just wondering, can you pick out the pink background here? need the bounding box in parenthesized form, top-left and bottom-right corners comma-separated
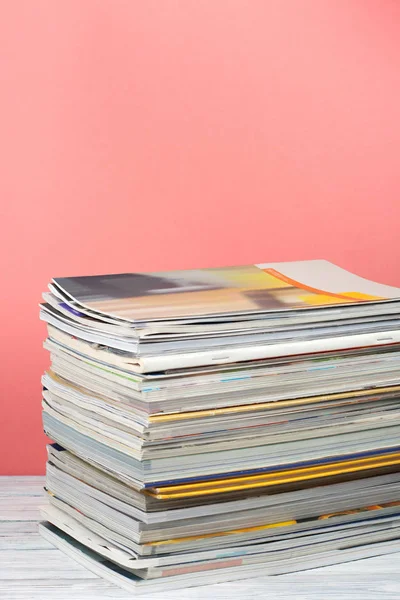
(1, 1, 400, 474)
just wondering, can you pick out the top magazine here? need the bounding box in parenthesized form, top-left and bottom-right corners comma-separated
(52, 260, 400, 323)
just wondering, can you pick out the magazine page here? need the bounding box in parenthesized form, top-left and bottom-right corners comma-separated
(52, 260, 400, 323)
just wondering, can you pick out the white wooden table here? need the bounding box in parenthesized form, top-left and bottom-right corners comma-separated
(1, 476, 399, 599)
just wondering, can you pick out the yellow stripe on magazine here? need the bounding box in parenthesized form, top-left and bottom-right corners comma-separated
(146, 452, 400, 499)
(144, 519, 297, 547)
(149, 385, 400, 422)
(144, 500, 400, 547)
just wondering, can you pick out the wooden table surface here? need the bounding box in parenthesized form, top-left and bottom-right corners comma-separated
(1, 476, 400, 599)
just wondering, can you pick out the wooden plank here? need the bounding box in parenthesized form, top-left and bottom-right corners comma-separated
(0, 532, 52, 550)
(0, 521, 48, 550)
(0, 522, 40, 534)
(1, 574, 400, 600)
(0, 496, 44, 521)
(0, 549, 98, 580)
(0, 477, 44, 496)
(0, 579, 130, 600)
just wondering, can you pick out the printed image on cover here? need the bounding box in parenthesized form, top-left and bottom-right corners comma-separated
(54, 265, 384, 321)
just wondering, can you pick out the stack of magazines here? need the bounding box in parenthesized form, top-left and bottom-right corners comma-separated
(39, 260, 400, 594)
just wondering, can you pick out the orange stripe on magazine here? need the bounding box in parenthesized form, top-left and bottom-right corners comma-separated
(263, 268, 383, 302)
